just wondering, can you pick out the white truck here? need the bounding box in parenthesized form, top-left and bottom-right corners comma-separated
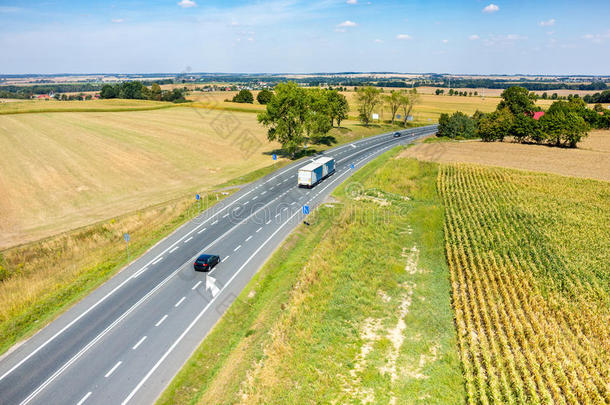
(297, 156, 335, 188)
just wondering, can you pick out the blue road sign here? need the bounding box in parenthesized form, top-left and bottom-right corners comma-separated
(272, 154, 277, 161)
(350, 163, 355, 169)
(123, 233, 130, 242)
(302, 205, 310, 215)
(396, 114, 401, 119)
(196, 194, 200, 201)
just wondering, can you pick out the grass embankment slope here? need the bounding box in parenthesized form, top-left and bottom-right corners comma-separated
(159, 150, 464, 404)
(0, 191, 229, 355)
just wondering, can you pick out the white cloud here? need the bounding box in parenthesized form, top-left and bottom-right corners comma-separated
(539, 18, 555, 27)
(346, 0, 358, 4)
(396, 34, 412, 40)
(374, 39, 383, 43)
(506, 34, 527, 40)
(177, 0, 196, 8)
(337, 20, 357, 27)
(469, 34, 480, 40)
(111, 19, 124, 24)
(442, 39, 449, 44)
(482, 4, 499, 13)
(582, 31, 610, 43)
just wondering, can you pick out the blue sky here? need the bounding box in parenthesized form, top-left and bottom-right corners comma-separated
(1, 0, 609, 74)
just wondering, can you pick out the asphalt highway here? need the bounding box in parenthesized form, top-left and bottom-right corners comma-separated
(0, 124, 437, 405)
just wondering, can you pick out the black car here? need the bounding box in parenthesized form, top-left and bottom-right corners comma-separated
(193, 254, 220, 272)
(393, 131, 402, 137)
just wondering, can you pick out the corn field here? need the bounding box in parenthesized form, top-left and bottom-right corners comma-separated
(439, 163, 610, 404)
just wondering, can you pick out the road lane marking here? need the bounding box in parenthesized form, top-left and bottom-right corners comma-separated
(192, 281, 202, 290)
(290, 202, 296, 205)
(212, 220, 218, 225)
(175, 297, 186, 307)
(105, 361, 122, 378)
(131, 266, 148, 279)
(222, 213, 229, 218)
(266, 220, 272, 224)
(245, 235, 253, 242)
(234, 245, 241, 252)
(275, 214, 281, 219)
(76, 392, 92, 405)
(152, 257, 163, 265)
(132, 336, 147, 350)
(197, 227, 207, 234)
(243, 201, 249, 205)
(184, 237, 193, 243)
(221, 256, 230, 262)
(261, 191, 267, 194)
(155, 315, 168, 327)
(169, 246, 179, 253)
(256, 227, 262, 233)
(252, 196, 258, 200)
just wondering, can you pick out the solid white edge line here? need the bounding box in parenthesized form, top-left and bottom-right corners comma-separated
(76, 392, 92, 405)
(155, 315, 168, 327)
(104, 361, 122, 378)
(132, 336, 147, 351)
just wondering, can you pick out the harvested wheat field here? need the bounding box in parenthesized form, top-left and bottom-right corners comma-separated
(439, 163, 609, 404)
(400, 130, 610, 182)
(0, 106, 280, 248)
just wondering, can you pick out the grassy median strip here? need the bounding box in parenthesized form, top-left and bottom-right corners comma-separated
(159, 150, 464, 404)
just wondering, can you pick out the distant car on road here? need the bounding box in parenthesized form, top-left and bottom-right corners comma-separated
(393, 131, 402, 138)
(194, 254, 220, 272)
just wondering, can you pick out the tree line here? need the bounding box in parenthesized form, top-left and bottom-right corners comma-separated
(437, 86, 610, 147)
(100, 82, 186, 103)
(257, 82, 349, 158)
(355, 87, 420, 126)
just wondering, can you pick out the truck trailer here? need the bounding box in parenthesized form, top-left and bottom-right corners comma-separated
(297, 156, 335, 188)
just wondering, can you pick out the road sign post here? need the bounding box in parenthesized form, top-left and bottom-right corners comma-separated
(196, 193, 200, 214)
(123, 233, 130, 261)
(350, 163, 355, 170)
(302, 205, 309, 215)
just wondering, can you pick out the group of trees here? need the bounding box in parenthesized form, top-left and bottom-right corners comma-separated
(583, 90, 610, 104)
(435, 89, 479, 97)
(230, 88, 274, 105)
(100, 82, 186, 103)
(438, 86, 609, 147)
(356, 87, 419, 126)
(257, 82, 349, 158)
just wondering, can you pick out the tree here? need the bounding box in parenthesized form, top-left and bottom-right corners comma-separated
(540, 102, 589, 147)
(232, 89, 254, 103)
(497, 86, 537, 116)
(119, 81, 145, 99)
(512, 114, 543, 143)
(356, 86, 382, 126)
(305, 88, 332, 143)
(593, 103, 604, 112)
(477, 107, 514, 142)
(100, 84, 117, 99)
(326, 90, 349, 127)
(398, 89, 420, 127)
(256, 89, 273, 105)
(150, 83, 162, 101)
(257, 82, 308, 158)
(437, 111, 476, 139)
(384, 91, 402, 124)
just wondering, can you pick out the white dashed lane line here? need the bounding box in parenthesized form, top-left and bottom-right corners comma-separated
(175, 297, 186, 308)
(132, 336, 147, 350)
(155, 315, 168, 327)
(290, 202, 296, 205)
(212, 220, 218, 225)
(222, 256, 230, 262)
(234, 245, 241, 252)
(169, 246, 179, 253)
(252, 196, 258, 200)
(76, 392, 92, 405)
(184, 237, 193, 243)
(222, 213, 229, 218)
(151, 257, 163, 265)
(197, 227, 207, 234)
(245, 235, 253, 242)
(266, 220, 272, 224)
(192, 281, 202, 290)
(104, 361, 122, 378)
(261, 191, 267, 195)
(256, 227, 262, 233)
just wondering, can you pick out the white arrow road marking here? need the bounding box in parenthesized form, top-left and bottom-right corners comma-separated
(205, 275, 220, 297)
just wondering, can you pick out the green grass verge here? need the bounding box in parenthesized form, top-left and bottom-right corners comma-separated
(159, 149, 464, 404)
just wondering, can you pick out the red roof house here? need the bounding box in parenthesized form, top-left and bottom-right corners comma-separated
(532, 111, 545, 120)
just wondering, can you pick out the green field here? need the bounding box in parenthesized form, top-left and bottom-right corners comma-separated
(159, 151, 464, 404)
